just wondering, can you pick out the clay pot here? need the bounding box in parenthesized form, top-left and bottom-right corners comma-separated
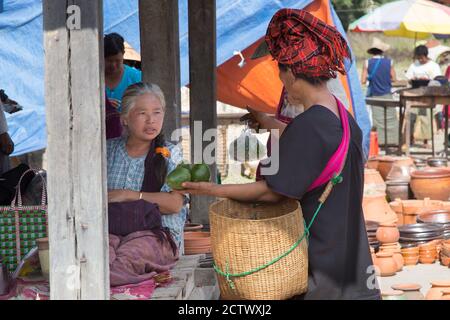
(376, 224, 400, 244)
(377, 157, 396, 181)
(389, 200, 404, 225)
(184, 232, 211, 255)
(375, 252, 397, 277)
(426, 281, 450, 300)
(441, 255, 450, 267)
(381, 290, 407, 300)
(392, 252, 404, 271)
(378, 156, 414, 181)
(410, 168, 450, 201)
(386, 180, 411, 202)
(391, 283, 424, 300)
(184, 223, 204, 232)
(367, 158, 379, 170)
(419, 255, 436, 264)
(402, 199, 443, 224)
(363, 195, 397, 224)
(386, 163, 412, 182)
(403, 256, 419, 266)
(443, 202, 450, 211)
(364, 169, 386, 196)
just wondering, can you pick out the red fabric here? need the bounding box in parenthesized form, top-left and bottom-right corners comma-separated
(265, 8, 351, 79)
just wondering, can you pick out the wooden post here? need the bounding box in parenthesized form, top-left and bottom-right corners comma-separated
(188, 0, 217, 225)
(139, 0, 181, 143)
(43, 0, 109, 299)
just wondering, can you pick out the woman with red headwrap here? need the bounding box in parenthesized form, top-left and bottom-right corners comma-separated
(180, 9, 380, 300)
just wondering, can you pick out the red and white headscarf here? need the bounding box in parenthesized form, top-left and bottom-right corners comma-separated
(265, 8, 351, 79)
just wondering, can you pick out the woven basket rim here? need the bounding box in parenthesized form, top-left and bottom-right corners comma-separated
(209, 199, 302, 223)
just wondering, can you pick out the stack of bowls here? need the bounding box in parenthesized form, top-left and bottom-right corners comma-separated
(398, 223, 445, 245)
(400, 243, 420, 266)
(440, 239, 450, 267)
(419, 242, 437, 264)
(417, 210, 450, 239)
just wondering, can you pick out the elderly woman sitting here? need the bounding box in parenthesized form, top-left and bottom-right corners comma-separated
(107, 82, 188, 286)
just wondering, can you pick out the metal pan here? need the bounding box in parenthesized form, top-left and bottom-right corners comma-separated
(398, 223, 445, 234)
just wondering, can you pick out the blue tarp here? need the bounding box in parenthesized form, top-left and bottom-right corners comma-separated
(0, 0, 369, 156)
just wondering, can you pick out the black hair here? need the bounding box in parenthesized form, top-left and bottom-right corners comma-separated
(104, 32, 125, 58)
(414, 45, 428, 58)
(278, 63, 329, 86)
(153, 133, 168, 190)
(368, 48, 383, 56)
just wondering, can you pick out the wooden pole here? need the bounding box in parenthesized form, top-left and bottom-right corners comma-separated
(188, 0, 218, 225)
(43, 0, 109, 299)
(139, 0, 181, 143)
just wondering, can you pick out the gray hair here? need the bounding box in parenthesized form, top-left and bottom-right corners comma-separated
(121, 82, 166, 117)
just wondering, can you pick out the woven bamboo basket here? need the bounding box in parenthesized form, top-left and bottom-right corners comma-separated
(209, 198, 308, 300)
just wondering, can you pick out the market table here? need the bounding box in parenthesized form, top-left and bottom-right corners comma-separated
(365, 95, 401, 154)
(400, 86, 450, 158)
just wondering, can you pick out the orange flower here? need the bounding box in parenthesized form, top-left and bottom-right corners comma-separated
(155, 147, 171, 158)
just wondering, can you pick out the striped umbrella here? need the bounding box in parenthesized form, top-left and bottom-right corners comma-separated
(349, 0, 450, 39)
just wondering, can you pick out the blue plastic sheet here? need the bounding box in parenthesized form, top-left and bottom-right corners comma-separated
(0, 0, 369, 156)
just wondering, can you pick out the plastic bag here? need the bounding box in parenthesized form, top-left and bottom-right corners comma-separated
(228, 128, 266, 162)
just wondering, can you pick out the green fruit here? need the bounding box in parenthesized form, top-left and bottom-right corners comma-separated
(178, 162, 192, 171)
(166, 167, 191, 190)
(191, 164, 211, 182)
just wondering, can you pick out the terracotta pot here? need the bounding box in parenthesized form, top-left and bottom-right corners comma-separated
(419, 256, 436, 264)
(441, 255, 450, 267)
(401, 252, 420, 259)
(386, 163, 412, 182)
(375, 252, 397, 277)
(376, 224, 400, 244)
(443, 202, 450, 211)
(378, 156, 414, 181)
(364, 169, 387, 196)
(403, 256, 419, 266)
(367, 158, 379, 170)
(184, 223, 204, 232)
(378, 157, 396, 180)
(381, 290, 407, 300)
(410, 168, 450, 201)
(401, 199, 443, 224)
(392, 252, 404, 271)
(426, 281, 450, 300)
(363, 195, 397, 224)
(364, 169, 385, 185)
(402, 199, 443, 215)
(391, 283, 424, 300)
(389, 200, 404, 225)
(386, 180, 411, 202)
(184, 232, 211, 255)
